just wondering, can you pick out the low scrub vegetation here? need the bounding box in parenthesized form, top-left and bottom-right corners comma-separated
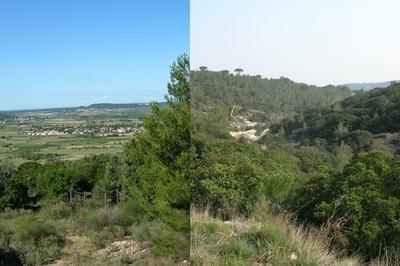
(191, 204, 361, 265)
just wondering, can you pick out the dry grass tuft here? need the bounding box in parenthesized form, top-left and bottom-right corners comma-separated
(191, 203, 362, 265)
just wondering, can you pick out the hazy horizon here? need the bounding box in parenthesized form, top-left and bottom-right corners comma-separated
(0, 100, 168, 112)
(191, 0, 400, 86)
(191, 66, 399, 87)
(0, 0, 189, 111)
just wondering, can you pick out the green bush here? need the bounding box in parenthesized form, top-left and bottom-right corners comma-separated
(82, 207, 133, 248)
(260, 174, 297, 205)
(192, 219, 230, 238)
(0, 221, 12, 250)
(40, 200, 72, 220)
(88, 225, 125, 248)
(193, 153, 264, 217)
(218, 239, 255, 259)
(130, 221, 189, 259)
(295, 146, 332, 173)
(292, 152, 400, 258)
(14, 215, 65, 265)
(115, 200, 146, 226)
(241, 226, 288, 251)
(70, 208, 94, 234)
(89, 208, 117, 229)
(192, 140, 302, 217)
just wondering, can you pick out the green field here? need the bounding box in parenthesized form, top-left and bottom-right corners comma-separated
(0, 105, 152, 165)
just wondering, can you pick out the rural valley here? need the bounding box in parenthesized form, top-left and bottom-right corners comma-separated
(0, 104, 153, 165)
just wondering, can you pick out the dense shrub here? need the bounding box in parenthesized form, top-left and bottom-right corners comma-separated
(0, 221, 12, 252)
(89, 225, 125, 248)
(115, 200, 146, 226)
(14, 215, 65, 265)
(192, 140, 301, 216)
(193, 153, 263, 216)
(277, 83, 400, 150)
(217, 239, 255, 259)
(291, 152, 400, 258)
(40, 200, 73, 220)
(294, 146, 332, 173)
(86, 207, 119, 230)
(130, 221, 189, 259)
(36, 156, 108, 201)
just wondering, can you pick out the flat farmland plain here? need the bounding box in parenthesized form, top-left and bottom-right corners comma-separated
(0, 104, 154, 165)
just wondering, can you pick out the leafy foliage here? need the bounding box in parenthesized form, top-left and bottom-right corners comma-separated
(291, 152, 400, 258)
(192, 139, 301, 216)
(276, 82, 400, 151)
(123, 54, 191, 232)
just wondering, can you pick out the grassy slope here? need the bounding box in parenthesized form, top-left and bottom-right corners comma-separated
(191, 204, 363, 266)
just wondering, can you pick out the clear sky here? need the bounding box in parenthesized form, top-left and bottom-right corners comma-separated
(0, 0, 188, 111)
(191, 0, 400, 86)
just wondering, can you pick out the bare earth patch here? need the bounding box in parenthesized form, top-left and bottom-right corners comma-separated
(96, 236, 147, 261)
(47, 235, 146, 265)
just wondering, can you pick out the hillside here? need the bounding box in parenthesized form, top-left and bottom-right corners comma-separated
(191, 70, 352, 139)
(191, 206, 364, 265)
(191, 70, 400, 262)
(275, 82, 400, 153)
(342, 80, 399, 91)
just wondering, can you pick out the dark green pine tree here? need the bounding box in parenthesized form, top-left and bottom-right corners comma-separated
(123, 54, 191, 231)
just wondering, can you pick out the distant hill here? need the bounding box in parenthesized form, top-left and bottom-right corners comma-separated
(191, 70, 352, 138)
(0, 113, 14, 119)
(1, 102, 167, 113)
(88, 103, 151, 109)
(276, 82, 400, 152)
(342, 80, 399, 91)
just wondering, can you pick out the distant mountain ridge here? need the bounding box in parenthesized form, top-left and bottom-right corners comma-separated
(342, 80, 399, 91)
(0, 102, 167, 113)
(88, 103, 151, 108)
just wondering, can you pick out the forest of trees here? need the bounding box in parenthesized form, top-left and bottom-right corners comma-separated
(191, 69, 352, 137)
(274, 82, 400, 153)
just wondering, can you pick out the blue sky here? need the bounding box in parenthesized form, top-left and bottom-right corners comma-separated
(191, 0, 400, 86)
(0, 0, 188, 110)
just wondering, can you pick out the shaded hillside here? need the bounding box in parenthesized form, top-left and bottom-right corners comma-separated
(191, 70, 352, 138)
(275, 82, 400, 151)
